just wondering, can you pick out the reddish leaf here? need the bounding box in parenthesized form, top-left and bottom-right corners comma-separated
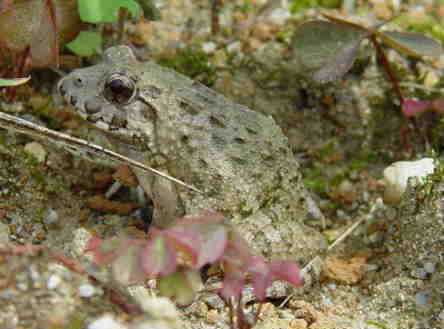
(0, 0, 80, 71)
(246, 257, 272, 301)
(85, 235, 119, 265)
(269, 261, 303, 288)
(112, 242, 147, 285)
(197, 222, 228, 268)
(164, 229, 201, 266)
(402, 99, 431, 117)
(220, 271, 244, 300)
(140, 232, 177, 277)
(168, 212, 228, 268)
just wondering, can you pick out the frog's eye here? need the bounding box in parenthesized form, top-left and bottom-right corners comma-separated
(103, 74, 136, 105)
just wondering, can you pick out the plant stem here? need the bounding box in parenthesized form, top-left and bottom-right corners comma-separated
(370, 35, 405, 104)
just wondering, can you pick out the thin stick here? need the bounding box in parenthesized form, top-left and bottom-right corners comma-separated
(0, 111, 203, 194)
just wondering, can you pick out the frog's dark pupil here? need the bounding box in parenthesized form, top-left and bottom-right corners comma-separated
(105, 78, 134, 104)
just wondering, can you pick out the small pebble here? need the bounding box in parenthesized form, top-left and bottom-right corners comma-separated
(268, 8, 291, 25)
(415, 291, 429, 307)
(423, 262, 436, 274)
(44, 208, 59, 226)
(79, 284, 95, 297)
(88, 315, 125, 329)
(24, 141, 47, 163)
(226, 41, 242, 54)
(47, 274, 62, 289)
(202, 41, 217, 54)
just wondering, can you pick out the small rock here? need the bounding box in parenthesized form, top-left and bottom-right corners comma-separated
(79, 284, 96, 297)
(44, 208, 59, 226)
(202, 41, 217, 54)
(423, 262, 436, 274)
(88, 315, 126, 329)
(47, 274, 62, 289)
(383, 158, 435, 204)
(268, 8, 291, 25)
(226, 41, 242, 54)
(24, 141, 47, 163)
(415, 291, 430, 308)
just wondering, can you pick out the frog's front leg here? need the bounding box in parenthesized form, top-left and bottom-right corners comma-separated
(132, 167, 185, 228)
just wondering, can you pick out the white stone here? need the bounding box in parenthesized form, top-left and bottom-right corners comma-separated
(202, 42, 216, 54)
(47, 274, 62, 289)
(79, 284, 95, 297)
(383, 158, 435, 204)
(88, 315, 126, 329)
(24, 141, 47, 163)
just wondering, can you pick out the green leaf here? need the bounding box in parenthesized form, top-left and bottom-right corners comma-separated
(66, 31, 102, 57)
(0, 76, 30, 87)
(379, 31, 443, 58)
(158, 270, 201, 306)
(78, 0, 141, 24)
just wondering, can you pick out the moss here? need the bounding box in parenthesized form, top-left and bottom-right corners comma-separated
(290, 0, 341, 14)
(365, 320, 392, 329)
(303, 166, 328, 195)
(158, 47, 217, 87)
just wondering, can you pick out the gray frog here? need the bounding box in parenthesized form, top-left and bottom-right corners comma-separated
(58, 46, 325, 264)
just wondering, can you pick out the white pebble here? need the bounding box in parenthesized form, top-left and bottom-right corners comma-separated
(383, 158, 435, 204)
(424, 262, 436, 274)
(202, 42, 217, 54)
(88, 315, 126, 329)
(79, 284, 95, 297)
(47, 274, 62, 289)
(24, 141, 47, 163)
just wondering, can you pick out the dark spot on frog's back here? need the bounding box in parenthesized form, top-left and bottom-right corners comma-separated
(233, 137, 246, 144)
(179, 100, 199, 115)
(209, 115, 226, 128)
(144, 85, 163, 99)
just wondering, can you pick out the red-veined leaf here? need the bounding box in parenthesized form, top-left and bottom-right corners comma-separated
(269, 261, 303, 287)
(141, 233, 177, 277)
(402, 99, 431, 117)
(246, 256, 272, 301)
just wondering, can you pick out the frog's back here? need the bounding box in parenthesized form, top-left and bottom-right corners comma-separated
(136, 60, 302, 215)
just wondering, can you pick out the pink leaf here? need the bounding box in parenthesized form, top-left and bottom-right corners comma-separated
(84, 236, 119, 265)
(270, 261, 303, 288)
(141, 233, 177, 277)
(197, 223, 228, 268)
(220, 274, 244, 300)
(402, 99, 431, 117)
(164, 229, 201, 266)
(246, 257, 272, 301)
(112, 243, 147, 285)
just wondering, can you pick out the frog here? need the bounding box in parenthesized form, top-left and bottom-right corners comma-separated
(57, 45, 325, 264)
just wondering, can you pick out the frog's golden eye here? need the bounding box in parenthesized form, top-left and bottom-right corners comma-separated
(103, 74, 136, 105)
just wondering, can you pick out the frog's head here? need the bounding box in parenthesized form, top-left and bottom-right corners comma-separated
(58, 46, 157, 138)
